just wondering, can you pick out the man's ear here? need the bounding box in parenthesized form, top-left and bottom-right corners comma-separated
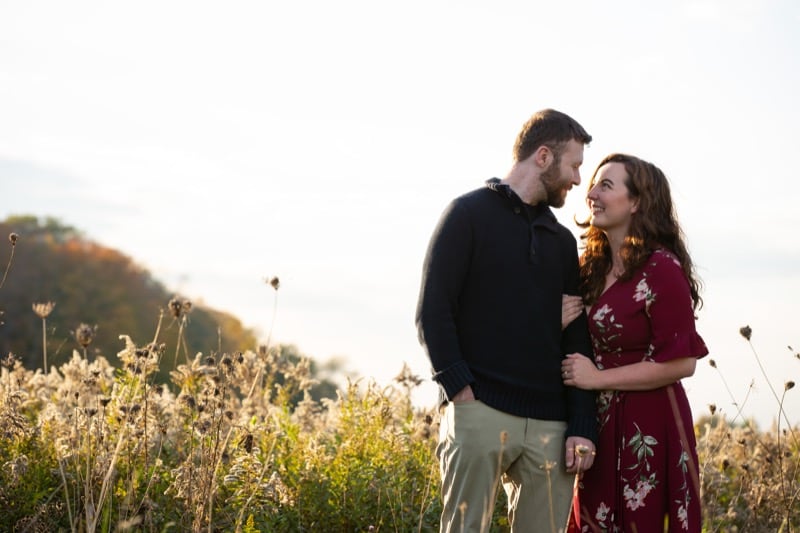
(534, 145, 551, 169)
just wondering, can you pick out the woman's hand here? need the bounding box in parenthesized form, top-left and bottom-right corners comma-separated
(561, 294, 583, 330)
(561, 352, 602, 390)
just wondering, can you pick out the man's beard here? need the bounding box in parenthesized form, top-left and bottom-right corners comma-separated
(540, 164, 567, 208)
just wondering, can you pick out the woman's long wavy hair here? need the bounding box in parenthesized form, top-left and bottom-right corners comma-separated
(578, 153, 703, 310)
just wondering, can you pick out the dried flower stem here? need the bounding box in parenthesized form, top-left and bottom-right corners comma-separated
(743, 338, 797, 445)
(234, 433, 280, 533)
(0, 233, 16, 290)
(40, 316, 51, 374)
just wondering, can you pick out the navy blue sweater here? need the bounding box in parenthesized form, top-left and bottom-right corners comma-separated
(416, 179, 597, 442)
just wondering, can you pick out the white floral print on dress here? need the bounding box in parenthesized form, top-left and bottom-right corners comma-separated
(593, 304, 612, 321)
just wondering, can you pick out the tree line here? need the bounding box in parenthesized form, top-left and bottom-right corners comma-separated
(0, 215, 338, 401)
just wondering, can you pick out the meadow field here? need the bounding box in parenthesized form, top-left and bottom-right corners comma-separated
(1, 231, 798, 532)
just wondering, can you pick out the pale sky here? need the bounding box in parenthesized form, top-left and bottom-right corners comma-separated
(1, 0, 798, 428)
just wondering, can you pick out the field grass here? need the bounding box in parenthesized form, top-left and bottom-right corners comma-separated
(1, 235, 798, 532)
(1, 333, 797, 532)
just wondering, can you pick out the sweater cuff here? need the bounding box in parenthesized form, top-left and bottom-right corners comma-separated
(432, 360, 475, 400)
(566, 414, 598, 445)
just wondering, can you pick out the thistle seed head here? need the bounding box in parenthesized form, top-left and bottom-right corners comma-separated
(1, 352, 18, 369)
(739, 325, 752, 341)
(168, 297, 192, 318)
(75, 323, 96, 348)
(9, 232, 18, 246)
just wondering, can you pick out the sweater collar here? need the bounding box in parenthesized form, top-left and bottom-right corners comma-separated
(485, 178, 560, 231)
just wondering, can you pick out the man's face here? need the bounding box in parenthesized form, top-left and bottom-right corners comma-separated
(541, 139, 584, 208)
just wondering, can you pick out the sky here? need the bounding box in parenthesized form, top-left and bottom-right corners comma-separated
(1, 0, 798, 428)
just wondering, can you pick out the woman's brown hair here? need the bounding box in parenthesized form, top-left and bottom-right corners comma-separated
(578, 153, 702, 310)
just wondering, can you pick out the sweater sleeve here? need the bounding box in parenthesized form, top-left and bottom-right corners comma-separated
(415, 199, 475, 400)
(561, 234, 599, 443)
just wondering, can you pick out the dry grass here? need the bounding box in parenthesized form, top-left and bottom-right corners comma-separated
(0, 234, 797, 532)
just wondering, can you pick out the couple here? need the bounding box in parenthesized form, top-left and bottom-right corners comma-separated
(416, 109, 708, 532)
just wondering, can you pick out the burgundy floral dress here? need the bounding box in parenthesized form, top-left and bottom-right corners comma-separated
(568, 249, 708, 532)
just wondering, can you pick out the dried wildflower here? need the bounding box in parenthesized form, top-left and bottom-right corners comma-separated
(267, 276, 280, 290)
(708, 359, 717, 369)
(239, 432, 254, 453)
(75, 323, 96, 348)
(179, 394, 196, 410)
(1, 352, 18, 369)
(32, 301, 55, 318)
(167, 297, 192, 318)
(708, 404, 717, 415)
(786, 381, 795, 391)
(9, 233, 18, 245)
(739, 325, 752, 341)
(394, 363, 423, 388)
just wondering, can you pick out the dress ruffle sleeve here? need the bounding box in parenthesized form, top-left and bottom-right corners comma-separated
(643, 251, 708, 363)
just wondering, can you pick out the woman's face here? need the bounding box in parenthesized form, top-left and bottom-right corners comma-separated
(586, 162, 638, 235)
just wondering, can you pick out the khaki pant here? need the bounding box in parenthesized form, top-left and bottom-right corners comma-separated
(436, 401, 573, 533)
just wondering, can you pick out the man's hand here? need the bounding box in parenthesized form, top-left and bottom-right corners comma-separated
(561, 294, 583, 330)
(565, 436, 596, 473)
(451, 385, 475, 403)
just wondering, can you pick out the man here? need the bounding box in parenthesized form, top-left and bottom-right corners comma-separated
(416, 109, 597, 532)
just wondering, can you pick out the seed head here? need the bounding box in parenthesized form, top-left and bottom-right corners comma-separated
(168, 297, 192, 318)
(267, 276, 280, 290)
(1, 352, 18, 369)
(32, 301, 55, 319)
(9, 233, 18, 246)
(708, 403, 717, 415)
(739, 325, 752, 341)
(75, 323, 96, 348)
(708, 359, 717, 369)
(786, 381, 795, 391)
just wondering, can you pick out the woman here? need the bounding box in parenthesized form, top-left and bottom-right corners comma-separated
(561, 153, 707, 532)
